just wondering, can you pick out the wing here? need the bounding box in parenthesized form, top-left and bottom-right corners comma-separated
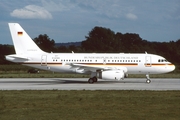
(68, 63, 127, 72)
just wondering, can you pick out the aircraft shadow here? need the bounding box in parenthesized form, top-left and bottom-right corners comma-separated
(50, 78, 146, 84)
(0, 78, 146, 85)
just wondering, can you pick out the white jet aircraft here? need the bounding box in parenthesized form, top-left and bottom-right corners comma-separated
(6, 23, 175, 83)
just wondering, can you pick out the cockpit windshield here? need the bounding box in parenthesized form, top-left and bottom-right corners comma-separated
(158, 59, 168, 62)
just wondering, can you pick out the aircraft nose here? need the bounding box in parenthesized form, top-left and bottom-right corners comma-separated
(169, 64, 175, 72)
(172, 64, 176, 71)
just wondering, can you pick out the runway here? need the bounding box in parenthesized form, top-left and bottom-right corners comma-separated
(0, 78, 179, 90)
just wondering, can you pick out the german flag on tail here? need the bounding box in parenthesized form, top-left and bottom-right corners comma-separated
(17, 32, 23, 36)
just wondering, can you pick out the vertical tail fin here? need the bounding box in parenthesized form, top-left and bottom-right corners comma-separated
(8, 23, 45, 55)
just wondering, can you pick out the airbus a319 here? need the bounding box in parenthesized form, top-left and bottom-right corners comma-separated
(6, 23, 175, 83)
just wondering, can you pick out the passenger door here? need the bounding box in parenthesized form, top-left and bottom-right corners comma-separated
(41, 55, 47, 66)
(145, 56, 151, 67)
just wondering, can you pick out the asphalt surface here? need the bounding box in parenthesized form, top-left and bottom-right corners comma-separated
(0, 78, 179, 90)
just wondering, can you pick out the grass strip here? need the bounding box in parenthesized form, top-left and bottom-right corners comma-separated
(0, 90, 179, 120)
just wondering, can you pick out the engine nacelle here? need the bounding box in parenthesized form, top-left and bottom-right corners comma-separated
(98, 70, 125, 80)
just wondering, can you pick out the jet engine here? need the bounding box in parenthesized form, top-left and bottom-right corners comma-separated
(98, 70, 126, 80)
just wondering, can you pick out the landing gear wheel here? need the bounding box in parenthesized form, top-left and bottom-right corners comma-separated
(146, 79, 151, 84)
(146, 74, 151, 84)
(92, 77, 97, 82)
(88, 78, 94, 84)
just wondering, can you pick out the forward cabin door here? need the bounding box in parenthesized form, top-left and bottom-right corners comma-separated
(41, 55, 47, 66)
(145, 56, 151, 67)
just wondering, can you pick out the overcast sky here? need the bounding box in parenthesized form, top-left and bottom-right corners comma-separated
(0, 0, 180, 44)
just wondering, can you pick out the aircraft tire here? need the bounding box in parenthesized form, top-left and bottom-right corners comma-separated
(92, 77, 97, 82)
(88, 78, 94, 84)
(146, 79, 151, 84)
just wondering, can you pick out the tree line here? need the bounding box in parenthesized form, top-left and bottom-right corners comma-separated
(1, 26, 180, 67)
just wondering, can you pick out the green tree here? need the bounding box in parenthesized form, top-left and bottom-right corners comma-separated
(0, 45, 15, 64)
(81, 26, 115, 52)
(33, 34, 55, 52)
(82, 26, 146, 53)
(55, 46, 68, 53)
(120, 33, 144, 52)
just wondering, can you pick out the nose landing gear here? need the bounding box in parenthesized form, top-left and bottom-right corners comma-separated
(146, 74, 151, 84)
(146, 79, 151, 84)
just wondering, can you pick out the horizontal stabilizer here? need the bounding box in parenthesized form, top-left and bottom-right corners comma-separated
(6, 54, 29, 60)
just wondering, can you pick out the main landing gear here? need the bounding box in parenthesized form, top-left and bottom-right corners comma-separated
(146, 74, 151, 84)
(88, 77, 98, 84)
(88, 75, 152, 84)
